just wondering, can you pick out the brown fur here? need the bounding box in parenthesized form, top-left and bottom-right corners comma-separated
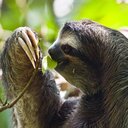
(1, 19, 128, 128)
(49, 19, 128, 128)
(1, 28, 77, 128)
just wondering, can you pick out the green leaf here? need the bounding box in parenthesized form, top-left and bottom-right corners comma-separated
(42, 55, 57, 73)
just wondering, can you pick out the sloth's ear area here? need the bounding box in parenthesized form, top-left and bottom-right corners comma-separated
(61, 22, 78, 35)
(61, 23, 73, 34)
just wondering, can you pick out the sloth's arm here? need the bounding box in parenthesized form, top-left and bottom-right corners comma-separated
(1, 27, 77, 128)
(1, 27, 59, 128)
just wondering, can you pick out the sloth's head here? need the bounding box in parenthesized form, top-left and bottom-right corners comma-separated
(48, 19, 126, 94)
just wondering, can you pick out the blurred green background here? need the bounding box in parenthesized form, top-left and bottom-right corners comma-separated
(0, 0, 128, 127)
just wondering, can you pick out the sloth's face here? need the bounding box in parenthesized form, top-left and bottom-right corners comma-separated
(48, 28, 100, 93)
(49, 31, 83, 86)
(48, 19, 127, 94)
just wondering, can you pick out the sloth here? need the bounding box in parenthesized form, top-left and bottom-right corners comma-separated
(1, 27, 77, 128)
(48, 19, 128, 128)
(1, 19, 128, 128)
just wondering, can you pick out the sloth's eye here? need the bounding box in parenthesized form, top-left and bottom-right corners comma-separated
(61, 44, 73, 55)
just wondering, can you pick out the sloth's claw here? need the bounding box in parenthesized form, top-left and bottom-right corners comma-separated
(18, 36, 36, 69)
(26, 30, 39, 59)
(17, 28, 40, 69)
(21, 31, 36, 61)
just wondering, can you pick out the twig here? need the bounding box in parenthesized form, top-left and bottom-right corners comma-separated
(0, 64, 39, 112)
(0, 98, 3, 105)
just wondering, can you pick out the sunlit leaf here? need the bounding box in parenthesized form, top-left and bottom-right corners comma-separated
(70, 0, 128, 29)
(42, 55, 57, 73)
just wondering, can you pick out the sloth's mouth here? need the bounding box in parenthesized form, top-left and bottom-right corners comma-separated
(55, 59, 69, 70)
(48, 49, 69, 70)
(58, 60, 64, 65)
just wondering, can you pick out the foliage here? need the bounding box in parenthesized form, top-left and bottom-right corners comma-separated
(71, 0, 128, 29)
(42, 55, 57, 73)
(0, 0, 128, 127)
(0, 110, 11, 128)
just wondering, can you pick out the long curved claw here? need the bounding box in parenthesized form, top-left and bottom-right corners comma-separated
(17, 27, 40, 69)
(18, 37, 36, 69)
(21, 31, 36, 61)
(26, 30, 40, 59)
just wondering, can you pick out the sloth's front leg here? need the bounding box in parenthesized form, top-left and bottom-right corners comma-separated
(1, 27, 60, 128)
(17, 27, 40, 69)
(1, 27, 41, 93)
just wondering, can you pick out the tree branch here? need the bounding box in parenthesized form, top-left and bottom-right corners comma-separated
(0, 64, 39, 112)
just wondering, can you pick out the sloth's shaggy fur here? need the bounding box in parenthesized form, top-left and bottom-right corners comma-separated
(1, 20, 128, 128)
(49, 19, 128, 128)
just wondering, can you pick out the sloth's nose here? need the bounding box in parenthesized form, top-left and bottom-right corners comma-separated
(48, 44, 59, 61)
(48, 44, 64, 62)
(48, 45, 56, 58)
